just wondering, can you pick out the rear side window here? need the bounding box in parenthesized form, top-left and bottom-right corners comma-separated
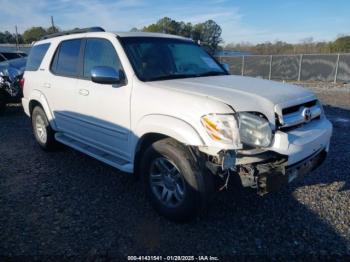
(26, 43, 50, 71)
(83, 38, 121, 77)
(51, 39, 82, 77)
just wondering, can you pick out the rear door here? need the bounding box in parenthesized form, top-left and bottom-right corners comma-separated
(46, 38, 83, 134)
(75, 37, 132, 161)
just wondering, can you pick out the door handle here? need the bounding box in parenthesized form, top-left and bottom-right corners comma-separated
(42, 83, 51, 88)
(79, 89, 89, 96)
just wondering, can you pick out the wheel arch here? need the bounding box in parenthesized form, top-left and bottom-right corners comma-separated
(133, 114, 205, 176)
(28, 90, 57, 130)
(29, 100, 41, 115)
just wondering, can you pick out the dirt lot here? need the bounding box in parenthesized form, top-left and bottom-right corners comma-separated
(0, 102, 349, 259)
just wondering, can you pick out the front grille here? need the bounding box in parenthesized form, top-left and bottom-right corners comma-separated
(282, 100, 317, 115)
(277, 100, 322, 131)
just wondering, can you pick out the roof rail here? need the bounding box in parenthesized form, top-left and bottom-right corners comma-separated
(41, 27, 105, 40)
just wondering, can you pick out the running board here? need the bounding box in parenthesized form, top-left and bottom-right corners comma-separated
(55, 133, 133, 173)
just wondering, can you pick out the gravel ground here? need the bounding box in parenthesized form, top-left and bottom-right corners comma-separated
(290, 81, 350, 110)
(0, 104, 349, 259)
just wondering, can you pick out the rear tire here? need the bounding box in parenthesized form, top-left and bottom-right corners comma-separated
(140, 138, 213, 222)
(31, 106, 58, 150)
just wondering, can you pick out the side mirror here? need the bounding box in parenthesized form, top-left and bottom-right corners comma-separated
(221, 63, 230, 72)
(91, 66, 121, 85)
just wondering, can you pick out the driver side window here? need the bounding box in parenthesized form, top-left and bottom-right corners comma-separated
(83, 38, 121, 78)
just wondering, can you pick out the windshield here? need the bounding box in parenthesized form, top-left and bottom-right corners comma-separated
(119, 37, 228, 81)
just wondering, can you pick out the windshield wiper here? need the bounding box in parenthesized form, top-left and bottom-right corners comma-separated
(147, 74, 198, 81)
(196, 71, 228, 77)
(146, 71, 227, 81)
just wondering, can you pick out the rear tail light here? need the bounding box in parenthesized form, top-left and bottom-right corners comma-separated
(19, 78, 25, 90)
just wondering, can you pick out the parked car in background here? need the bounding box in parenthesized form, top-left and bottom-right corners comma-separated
(22, 27, 332, 221)
(0, 57, 26, 113)
(0, 51, 27, 62)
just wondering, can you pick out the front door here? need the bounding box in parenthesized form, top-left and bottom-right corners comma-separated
(75, 38, 132, 162)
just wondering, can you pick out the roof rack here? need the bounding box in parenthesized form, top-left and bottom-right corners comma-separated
(41, 27, 105, 40)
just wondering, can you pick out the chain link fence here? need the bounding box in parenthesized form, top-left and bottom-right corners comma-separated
(217, 53, 350, 83)
(0, 44, 31, 53)
(2, 44, 350, 83)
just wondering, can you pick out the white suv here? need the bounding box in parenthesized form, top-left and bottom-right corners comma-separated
(22, 27, 332, 221)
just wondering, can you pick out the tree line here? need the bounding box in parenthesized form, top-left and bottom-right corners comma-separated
(224, 36, 350, 55)
(0, 26, 59, 45)
(131, 17, 222, 54)
(0, 17, 223, 54)
(2, 18, 350, 55)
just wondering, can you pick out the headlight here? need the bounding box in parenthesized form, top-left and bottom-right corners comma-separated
(201, 114, 240, 146)
(238, 112, 272, 147)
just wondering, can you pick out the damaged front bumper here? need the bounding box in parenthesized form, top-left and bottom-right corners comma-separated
(244, 148, 327, 195)
(201, 117, 332, 195)
(204, 147, 327, 195)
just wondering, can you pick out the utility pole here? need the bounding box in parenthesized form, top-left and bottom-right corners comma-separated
(50, 16, 56, 32)
(15, 25, 19, 49)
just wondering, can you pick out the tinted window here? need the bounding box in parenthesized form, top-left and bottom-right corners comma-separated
(26, 43, 50, 71)
(0, 54, 5, 62)
(83, 38, 121, 77)
(51, 39, 82, 76)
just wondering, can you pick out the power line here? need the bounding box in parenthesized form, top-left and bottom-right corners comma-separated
(15, 25, 19, 49)
(51, 16, 56, 32)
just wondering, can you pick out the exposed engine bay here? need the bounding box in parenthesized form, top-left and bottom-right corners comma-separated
(0, 63, 24, 112)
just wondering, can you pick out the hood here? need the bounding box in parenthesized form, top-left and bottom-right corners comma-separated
(147, 75, 316, 126)
(0, 57, 27, 74)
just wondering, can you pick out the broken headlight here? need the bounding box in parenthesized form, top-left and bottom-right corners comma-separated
(238, 112, 272, 147)
(201, 114, 240, 147)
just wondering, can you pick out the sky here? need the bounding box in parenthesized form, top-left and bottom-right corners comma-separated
(0, 0, 349, 44)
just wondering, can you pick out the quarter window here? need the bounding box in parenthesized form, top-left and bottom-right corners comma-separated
(26, 43, 50, 71)
(51, 39, 82, 76)
(83, 38, 121, 77)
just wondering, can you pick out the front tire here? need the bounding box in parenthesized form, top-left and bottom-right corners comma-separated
(31, 106, 58, 150)
(141, 138, 212, 222)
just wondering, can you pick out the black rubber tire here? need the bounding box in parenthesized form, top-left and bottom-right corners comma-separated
(0, 92, 6, 115)
(140, 138, 213, 222)
(31, 106, 58, 151)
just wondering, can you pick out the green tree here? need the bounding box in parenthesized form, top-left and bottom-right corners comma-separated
(143, 17, 181, 34)
(143, 23, 162, 33)
(0, 31, 17, 44)
(141, 17, 223, 53)
(179, 22, 192, 38)
(130, 27, 139, 32)
(197, 20, 222, 53)
(191, 23, 204, 42)
(22, 27, 47, 43)
(332, 36, 350, 52)
(157, 17, 179, 34)
(46, 26, 60, 34)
